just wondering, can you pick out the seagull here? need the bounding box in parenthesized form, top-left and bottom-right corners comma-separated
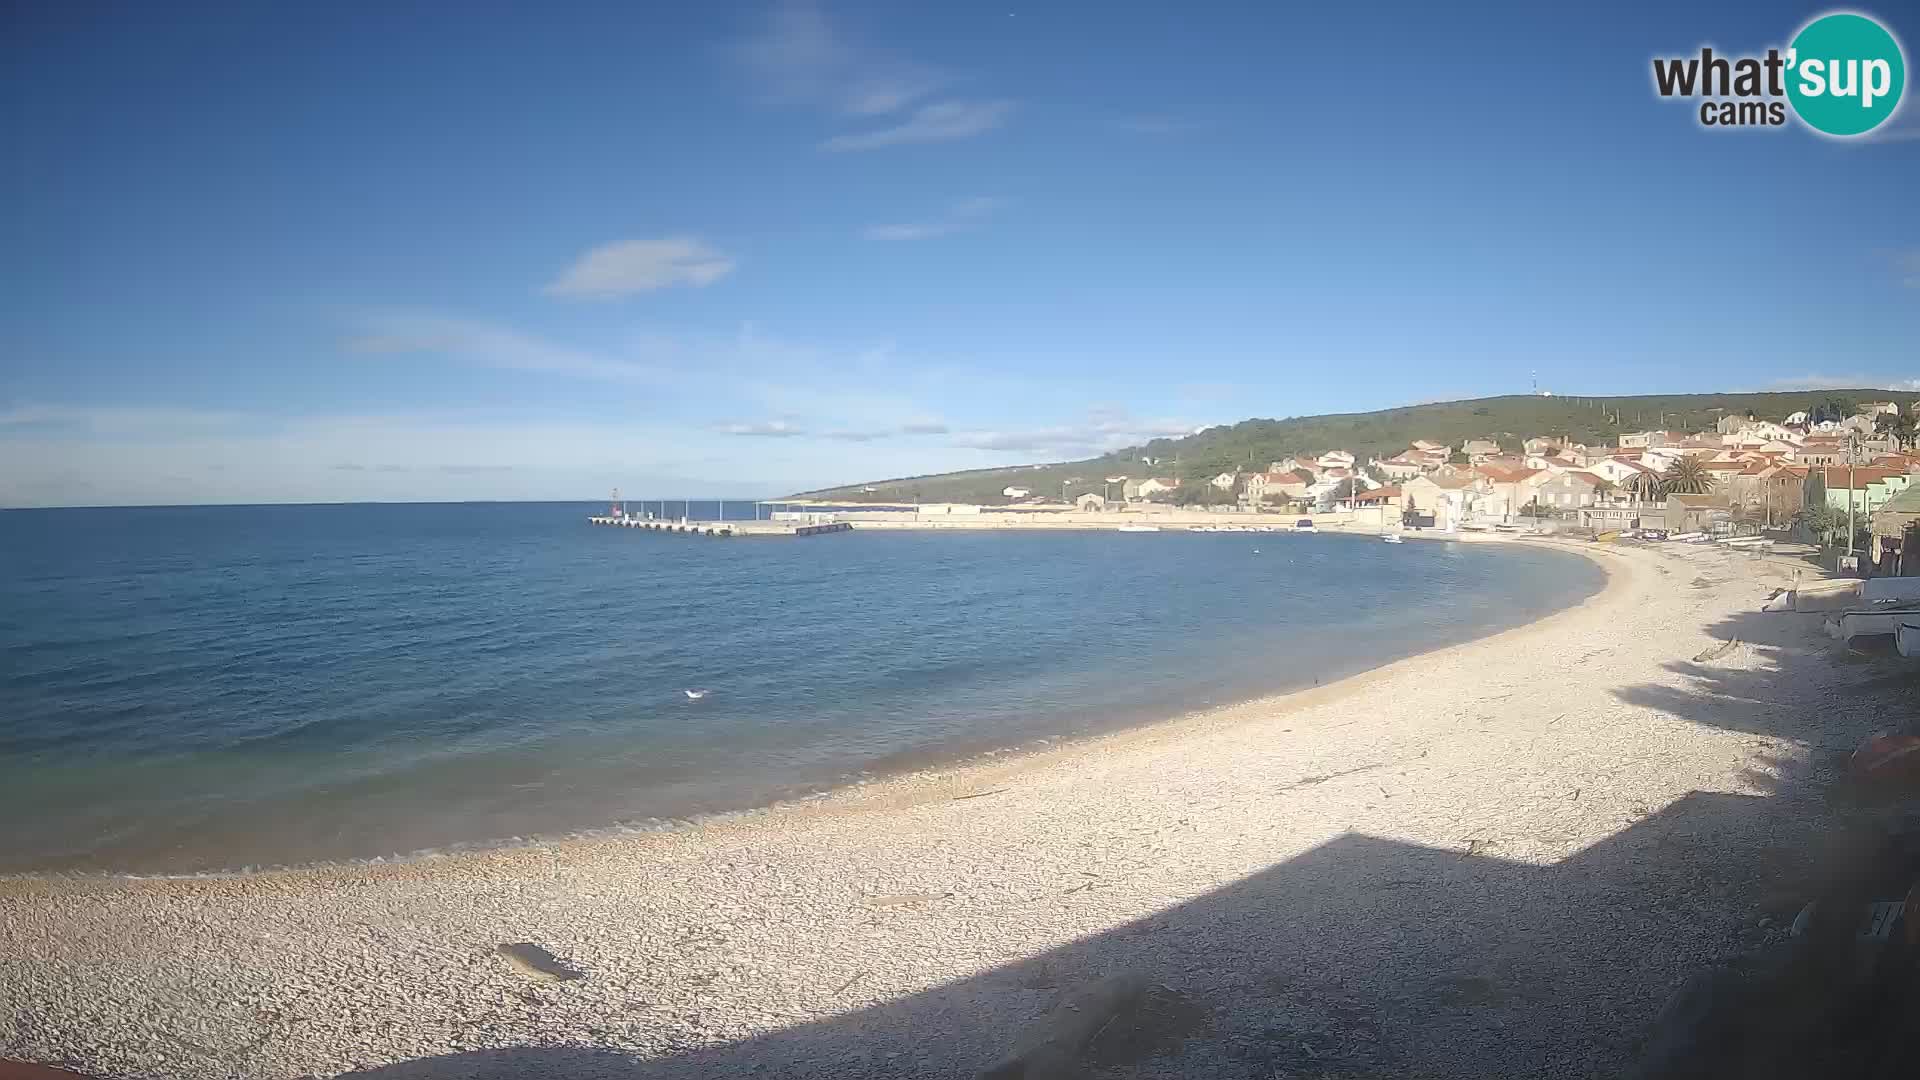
(684, 689, 709, 701)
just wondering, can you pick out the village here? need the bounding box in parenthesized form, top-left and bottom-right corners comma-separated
(1065, 398, 1920, 575)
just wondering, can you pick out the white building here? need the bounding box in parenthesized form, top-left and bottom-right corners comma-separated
(1210, 471, 1239, 491)
(1001, 486, 1032, 499)
(1134, 477, 1181, 499)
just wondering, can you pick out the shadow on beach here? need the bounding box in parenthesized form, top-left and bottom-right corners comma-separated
(340, 582, 1915, 1080)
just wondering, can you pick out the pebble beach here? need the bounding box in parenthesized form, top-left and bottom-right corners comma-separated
(3, 538, 1904, 1079)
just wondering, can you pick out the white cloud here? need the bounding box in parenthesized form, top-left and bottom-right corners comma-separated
(720, 420, 808, 437)
(0, 404, 1014, 507)
(862, 195, 1006, 241)
(864, 222, 965, 241)
(821, 100, 1013, 151)
(733, 1, 941, 116)
(543, 237, 735, 297)
(349, 313, 676, 383)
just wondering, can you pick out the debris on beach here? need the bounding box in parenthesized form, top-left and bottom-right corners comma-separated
(1691, 638, 1740, 663)
(494, 942, 585, 981)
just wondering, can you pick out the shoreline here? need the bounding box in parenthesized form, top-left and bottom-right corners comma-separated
(0, 535, 1609, 888)
(8, 536, 1888, 1080)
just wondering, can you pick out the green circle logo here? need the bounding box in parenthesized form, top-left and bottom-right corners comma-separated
(1786, 12, 1906, 137)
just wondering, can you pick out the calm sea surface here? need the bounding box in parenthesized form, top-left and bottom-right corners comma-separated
(0, 502, 1604, 874)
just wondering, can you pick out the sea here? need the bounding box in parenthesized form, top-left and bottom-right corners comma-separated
(0, 502, 1605, 875)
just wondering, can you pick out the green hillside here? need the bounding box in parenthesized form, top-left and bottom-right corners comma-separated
(792, 389, 1912, 505)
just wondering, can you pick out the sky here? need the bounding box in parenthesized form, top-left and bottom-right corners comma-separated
(2, 1, 1916, 506)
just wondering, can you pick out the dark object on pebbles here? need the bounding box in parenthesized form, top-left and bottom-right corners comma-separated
(980, 974, 1204, 1079)
(1691, 638, 1740, 663)
(495, 942, 584, 981)
(0, 1065, 99, 1080)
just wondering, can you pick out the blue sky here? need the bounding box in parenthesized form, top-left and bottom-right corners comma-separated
(2, 1, 1916, 506)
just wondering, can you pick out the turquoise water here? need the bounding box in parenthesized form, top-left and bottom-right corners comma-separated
(0, 503, 1603, 874)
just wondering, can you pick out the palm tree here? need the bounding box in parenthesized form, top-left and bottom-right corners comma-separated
(1660, 456, 1715, 496)
(1627, 471, 1662, 504)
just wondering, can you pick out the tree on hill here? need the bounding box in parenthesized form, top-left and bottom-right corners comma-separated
(1813, 395, 1857, 424)
(1660, 456, 1714, 495)
(1447, 450, 1470, 465)
(1175, 482, 1236, 506)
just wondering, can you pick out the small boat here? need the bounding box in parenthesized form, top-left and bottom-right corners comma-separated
(1117, 524, 1161, 533)
(1293, 518, 1316, 533)
(1382, 535, 1405, 544)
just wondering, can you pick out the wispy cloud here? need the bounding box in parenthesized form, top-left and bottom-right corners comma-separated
(1764, 374, 1920, 392)
(349, 313, 675, 383)
(1895, 249, 1920, 289)
(1860, 112, 1920, 143)
(720, 420, 808, 437)
(543, 237, 734, 298)
(823, 100, 1013, 151)
(0, 404, 251, 435)
(949, 410, 1203, 457)
(724, 418, 954, 441)
(733, 1, 942, 116)
(863, 195, 1006, 240)
(863, 222, 965, 241)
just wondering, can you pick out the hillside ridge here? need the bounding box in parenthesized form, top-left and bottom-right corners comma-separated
(791, 389, 1914, 504)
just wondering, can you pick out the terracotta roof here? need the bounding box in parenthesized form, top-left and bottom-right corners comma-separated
(1418, 474, 1478, 489)
(1820, 467, 1903, 488)
(1479, 465, 1543, 483)
(1353, 485, 1402, 502)
(1701, 461, 1747, 471)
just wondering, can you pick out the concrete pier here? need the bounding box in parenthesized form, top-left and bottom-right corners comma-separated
(588, 516, 852, 538)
